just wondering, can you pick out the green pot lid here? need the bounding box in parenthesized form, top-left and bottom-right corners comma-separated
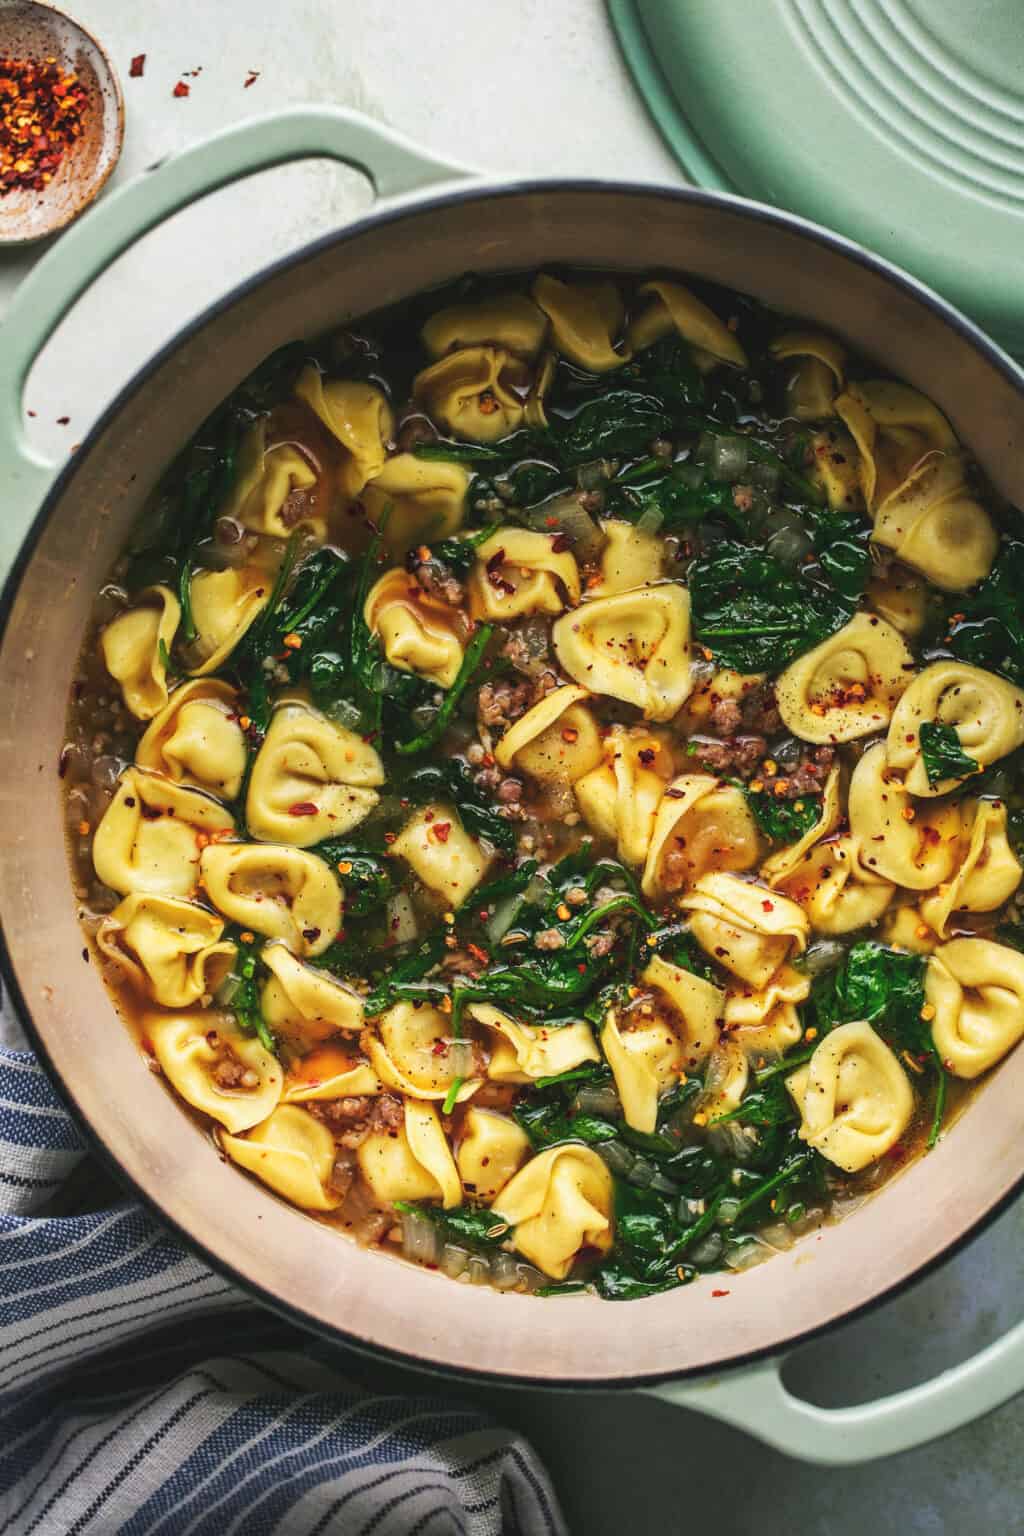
(609, 0, 1024, 356)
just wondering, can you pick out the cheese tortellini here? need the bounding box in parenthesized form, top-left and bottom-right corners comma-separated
(358, 1100, 461, 1208)
(187, 566, 270, 676)
(574, 724, 675, 866)
(222, 1105, 343, 1210)
(627, 279, 748, 369)
(601, 1008, 682, 1133)
(390, 803, 494, 908)
(359, 454, 470, 553)
(848, 743, 961, 890)
(136, 679, 248, 800)
(641, 773, 762, 899)
(469, 528, 581, 622)
(246, 701, 384, 845)
(261, 942, 365, 1044)
(926, 938, 1024, 1078)
(886, 662, 1024, 796)
(680, 874, 808, 988)
(770, 330, 846, 420)
(93, 768, 235, 898)
(918, 801, 1021, 939)
(295, 365, 393, 497)
(553, 584, 693, 722)
(456, 1108, 531, 1202)
(413, 347, 531, 443)
(640, 954, 723, 1067)
(144, 1011, 282, 1134)
(470, 1005, 599, 1084)
(787, 1021, 913, 1172)
(724, 965, 809, 1059)
(778, 834, 894, 936)
(775, 612, 914, 744)
(365, 567, 465, 690)
(492, 1144, 614, 1280)
(98, 894, 236, 1008)
(494, 686, 603, 784)
(221, 420, 319, 538)
(532, 274, 627, 372)
(364, 1001, 478, 1101)
(594, 520, 664, 595)
(101, 585, 181, 720)
(199, 842, 341, 957)
(282, 1044, 381, 1104)
(422, 293, 548, 361)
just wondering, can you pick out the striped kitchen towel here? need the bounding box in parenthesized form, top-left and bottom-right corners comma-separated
(0, 1000, 566, 1536)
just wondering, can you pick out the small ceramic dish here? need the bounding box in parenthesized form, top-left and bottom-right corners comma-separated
(0, 0, 123, 244)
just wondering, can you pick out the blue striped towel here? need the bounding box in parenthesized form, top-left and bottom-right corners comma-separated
(0, 994, 566, 1535)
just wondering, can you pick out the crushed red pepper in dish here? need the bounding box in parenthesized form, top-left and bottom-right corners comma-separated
(0, 54, 89, 195)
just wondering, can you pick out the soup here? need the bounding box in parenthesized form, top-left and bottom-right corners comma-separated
(63, 270, 1024, 1300)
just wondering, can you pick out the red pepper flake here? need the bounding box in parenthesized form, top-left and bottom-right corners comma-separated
(550, 532, 571, 554)
(129, 53, 146, 78)
(287, 801, 319, 817)
(384, 831, 397, 844)
(637, 747, 656, 766)
(761, 899, 774, 912)
(711, 1288, 731, 1298)
(467, 942, 490, 965)
(172, 80, 190, 98)
(56, 416, 70, 426)
(243, 69, 260, 88)
(432, 821, 452, 843)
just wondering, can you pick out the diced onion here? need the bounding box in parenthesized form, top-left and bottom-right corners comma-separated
(724, 1238, 774, 1271)
(801, 939, 849, 977)
(489, 1251, 524, 1291)
(386, 889, 419, 947)
(441, 1243, 470, 1279)
(401, 1208, 442, 1266)
(214, 972, 242, 1007)
(525, 493, 606, 559)
(688, 1232, 725, 1267)
(635, 506, 664, 537)
(710, 435, 750, 483)
(573, 1083, 622, 1118)
(597, 1141, 635, 1177)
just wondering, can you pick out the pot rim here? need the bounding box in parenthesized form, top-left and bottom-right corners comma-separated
(4, 175, 1023, 1390)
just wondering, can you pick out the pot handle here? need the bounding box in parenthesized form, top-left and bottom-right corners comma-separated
(646, 1312, 1024, 1464)
(0, 107, 472, 579)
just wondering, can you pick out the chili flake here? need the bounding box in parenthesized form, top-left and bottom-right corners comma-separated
(129, 54, 146, 78)
(0, 56, 90, 195)
(172, 80, 190, 98)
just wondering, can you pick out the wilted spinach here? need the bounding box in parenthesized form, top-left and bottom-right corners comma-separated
(918, 722, 979, 786)
(689, 539, 851, 671)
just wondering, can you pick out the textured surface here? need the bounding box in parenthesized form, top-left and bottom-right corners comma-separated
(2, 1, 1023, 1529)
(611, 0, 1024, 355)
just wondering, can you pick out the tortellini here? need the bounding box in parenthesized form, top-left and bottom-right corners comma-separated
(220, 420, 319, 538)
(806, 425, 861, 511)
(494, 686, 603, 784)
(358, 1099, 461, 1207)
(775, 612, 914, 744)
(135, 678, 248, 800)
(531, 274, 627, 372)
(456, 1108, 531, 1202)
(553, 584, 693, 722)
(364, 1001, 478, 1101)
(101, 585, 181, 719)
(144, 1011, 282, 1134)
(601, 1008, 682, 1133)
(93, 768, 235, 898)
(283, 1044, 381, 1103)
(491, 1144, 614, 1281)
(835, 380, 996, 590)
(187, 566, 270, 676)
(724, 965, 809, 1059)
(627, 279, 748, 369)
(413, 347, 531, 443)
(761, 766, 841, 886)
(778, 834, 894, 936)
(422, 293, 548, 360)
(199, 842, 341, 957)
(390, 803, 494, 908)
(365, 566, 465, 689)
(866, 565, 929, 637)
(787, 1020, 913, 1172)
(360, 455, 469, 554)
(926, 937, 1024, 1078)
(641, 773, 762, 899)
(246, 700, 384, 845)
(261, 942, 365, 1044)
(918, 801, 1022, 939)
(680, 873, 808, 988)
(640, 953, 723, 1067)
(770, 331, 845, 420)
(886, 662, 1024, 796)
(97, 894, 236, 1008)
(574, 724, 675, 866)
(294, 365, 393, 497)
(470, 1004, 599, 1083)
(469, 528, 581, 622)
(848, 743, 961, 890)
(222, 1105, 343, 1210)
(594, 519, 665, 595)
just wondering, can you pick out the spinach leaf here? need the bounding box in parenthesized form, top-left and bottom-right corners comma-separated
(711, 1075, 797, 1129)
(403, 760, 516, 855)
(555, 391, 671, 467)
(229, 937, 275, 1053)
(746, 789, 822, 844)
(605, 466, 735, 531)
(918, 721, 979, 786)
(806, 502, 871, 602)
(689, 539, 850, 672)
(513, 1100, 620, 1150)
(394, 1202, 510, 1249)
(311, 845, 394, 916)
(393, 622, 494, 756)
(948, 540, 1024, 687)
(621, 334, 704, 408)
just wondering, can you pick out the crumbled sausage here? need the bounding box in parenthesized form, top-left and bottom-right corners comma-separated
(477, 679, 533, 730)
(534, 927, 567, 951)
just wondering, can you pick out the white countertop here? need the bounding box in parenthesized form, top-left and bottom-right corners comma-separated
(3, 4, 1023, 1531)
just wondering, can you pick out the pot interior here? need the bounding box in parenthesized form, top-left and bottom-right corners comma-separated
(3, 184, 1023, 1385)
